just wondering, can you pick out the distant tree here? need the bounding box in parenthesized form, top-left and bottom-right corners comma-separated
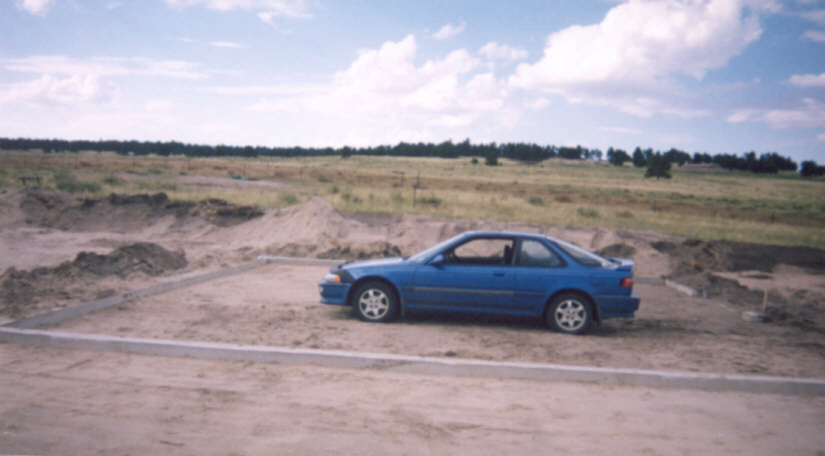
(800, 160, 825, 177)
(645, 152, 672, 180)
(340, 146, 352, 159)
(485, 150, 499, 166)
(607, 148, 631, 166)
(663, 147, 690, 165)
(632, 147, 647, 167)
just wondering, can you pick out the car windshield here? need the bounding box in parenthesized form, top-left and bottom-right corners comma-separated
(550, 237, 613, 268)
(406, 234, 464, 264)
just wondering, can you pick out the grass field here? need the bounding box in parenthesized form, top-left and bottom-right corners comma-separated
(2, 150, 823, 248)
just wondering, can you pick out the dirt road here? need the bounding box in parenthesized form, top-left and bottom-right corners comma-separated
(1, 344, 823, 456)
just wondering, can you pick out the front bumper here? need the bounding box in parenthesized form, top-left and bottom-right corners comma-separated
(319, 280, 351, 306)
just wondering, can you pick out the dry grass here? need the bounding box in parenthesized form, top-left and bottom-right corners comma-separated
(2, 150, 823, 248)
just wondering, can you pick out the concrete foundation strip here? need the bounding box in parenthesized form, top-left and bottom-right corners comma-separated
(1, 326, 823, 396)
(5, 255, 819, 395)
(4, 260, 267, 329)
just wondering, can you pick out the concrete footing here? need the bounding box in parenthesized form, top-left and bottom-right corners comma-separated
(4, 260, 266, 330)
(2, 257, 823, 396)
(1, 326, 823, 396)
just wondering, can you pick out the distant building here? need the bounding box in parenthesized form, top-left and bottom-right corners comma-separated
(678, 163, 729, 173)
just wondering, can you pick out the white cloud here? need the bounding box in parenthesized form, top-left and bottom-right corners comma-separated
(788, 72, 825, 86)
(526, 97, 551, 110)
(599, 126, 644, 135)
(209, 41, 247, 48)
(433, 21, 466, 40)
(144, 99, 174, 112)
(0, 74, 117, 106)
(803, 30, 825, 41)
(165, 0, 313, 20)
(802, 9, 825, 26)
(510, 0, 771, 117)
(478, 42, 528, 62)
(728, 98, 825, 129)
(3, 56, 209, 79)
(14, 0, 54, 15)
(247, 34, 519, 135)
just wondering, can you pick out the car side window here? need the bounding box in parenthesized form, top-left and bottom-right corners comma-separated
(447, 238, 514, 266)
(517, 239, 564, 268)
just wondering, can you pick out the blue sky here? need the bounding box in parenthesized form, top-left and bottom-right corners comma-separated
(1, 0, 824, 162)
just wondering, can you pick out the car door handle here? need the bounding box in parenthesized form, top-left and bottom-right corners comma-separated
(493, 272, 505, 277)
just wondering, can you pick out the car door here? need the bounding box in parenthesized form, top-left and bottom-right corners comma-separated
(410, 237, 515, 311)
(512, 238, 567, 314)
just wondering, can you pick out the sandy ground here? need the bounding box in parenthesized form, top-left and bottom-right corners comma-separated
(1, 344, 824, 456)
(1, 186, 824, 454)
(45, 263, 825, 378)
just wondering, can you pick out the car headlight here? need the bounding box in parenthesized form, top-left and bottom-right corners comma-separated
(324, 273, 342, 283)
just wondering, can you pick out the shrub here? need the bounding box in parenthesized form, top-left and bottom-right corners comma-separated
(102, 175, 125, 186)
(279, 193, 298, 205)
(418, 195, 442, 207)
(617, 210, 634, 218)
(577, 207, 599, 218)
(485, 151, 499, 166)
(527, 196, 544, 206)
(54, 169, 101, 194)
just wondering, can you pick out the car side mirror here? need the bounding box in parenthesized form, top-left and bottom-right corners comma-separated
(429, 254, 446, 267)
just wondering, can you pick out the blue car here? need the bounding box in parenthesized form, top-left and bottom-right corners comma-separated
(319, 230, 640, 334)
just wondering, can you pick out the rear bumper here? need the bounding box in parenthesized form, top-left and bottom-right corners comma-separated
(596, 293, 640, 319)
(319, 281, 351, 306)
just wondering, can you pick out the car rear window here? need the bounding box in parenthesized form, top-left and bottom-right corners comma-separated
(517, 239, 564, 267)
(551, 238, 610, 267)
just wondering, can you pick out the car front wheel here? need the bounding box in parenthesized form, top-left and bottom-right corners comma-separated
(547, 293, 592, 335)
(352, 281, 398, 323)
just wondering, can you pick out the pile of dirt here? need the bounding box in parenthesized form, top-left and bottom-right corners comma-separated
(19, 188, 263, 232)
(266, 241, 404, 261)
(596, 243, 637, 259)
(652, 239, 825, 276)
(0, 242, 186, 317)
(652, 239, 825, 334)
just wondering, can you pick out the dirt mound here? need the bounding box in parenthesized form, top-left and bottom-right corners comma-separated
(18, 188, 263, 232)
(0, 242, 187, 317)
(597, 243, 637, 258)
(652, 239, 825, 275)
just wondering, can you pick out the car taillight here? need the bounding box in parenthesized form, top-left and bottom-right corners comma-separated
(620, 278, 634, 288)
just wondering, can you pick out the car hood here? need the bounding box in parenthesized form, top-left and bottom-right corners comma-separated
(340, 257, 405, 270)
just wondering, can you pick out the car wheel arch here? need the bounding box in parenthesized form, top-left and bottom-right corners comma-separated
(543, 289, 600, 323)
(347, 276, 403, 314)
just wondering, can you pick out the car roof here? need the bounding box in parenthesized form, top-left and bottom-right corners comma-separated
(459, 230, 552, 241)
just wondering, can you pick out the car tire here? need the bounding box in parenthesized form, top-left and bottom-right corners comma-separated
(547, 293, 592, 335)
(352, 281, 398, 323)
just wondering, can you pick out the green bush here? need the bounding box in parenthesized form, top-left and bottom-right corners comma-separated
(54, 169, 101, 194)
(577, 207, 599, 218)
(279, 193, 299, 205)
(102, 175, 125, 186)
(527, 196, 544, 206)
(418, 194, 442, 207)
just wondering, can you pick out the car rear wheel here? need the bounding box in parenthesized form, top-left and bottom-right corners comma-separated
(547, 293, 592, 335)
(352, 282, 398, 323)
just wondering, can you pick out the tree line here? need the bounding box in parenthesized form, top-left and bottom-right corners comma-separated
(0, 136, 814, 176)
